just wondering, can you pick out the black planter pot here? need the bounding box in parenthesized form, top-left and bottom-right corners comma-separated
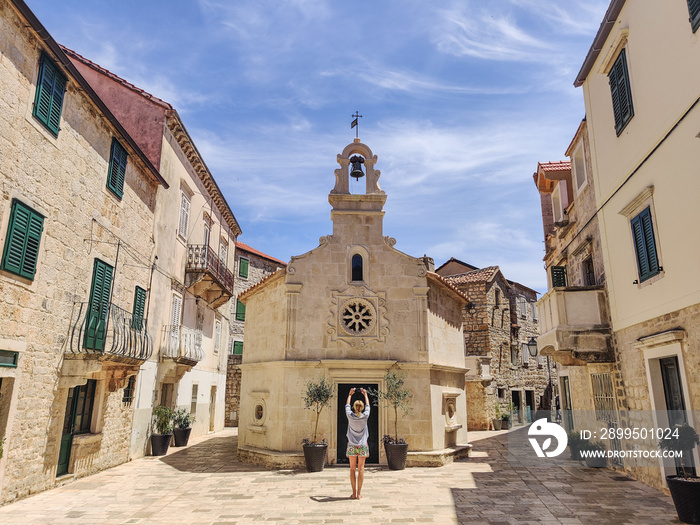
(150, 433, 172, 456)
(667, 475, 700, 524)
(302, 443, 327, 472)
(173, 427, 192, 447)
(384, 442, 408, 470)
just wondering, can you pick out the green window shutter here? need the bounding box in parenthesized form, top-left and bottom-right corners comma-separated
(236, 299, 246, 321)
(551, 266, 567, 288)
(689, 0, 700, 32)
(131, 286, 147, 330)
(33, 54, 67, 136)
(85, 259, 113, 351)
(233, 341, 243, 355)
(239, 257, 249, 278)
(608, 49, 634, 135)
(1, 199, 44, 280)
(631, 208, 660, 282)
(107, 139, 128, 199)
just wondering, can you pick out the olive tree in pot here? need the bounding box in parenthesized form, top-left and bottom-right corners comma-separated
(492, 403, 503, 431)
(659, 423, 700, 524)
(172, 408, 195, 447)
(151, 405, 174, 456)
(301, 377, 334, 472)
(370, 371, 413, 470)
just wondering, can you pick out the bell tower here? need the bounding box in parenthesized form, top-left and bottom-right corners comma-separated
(329, 139, 387, 241)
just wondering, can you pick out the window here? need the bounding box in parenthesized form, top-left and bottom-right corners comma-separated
(494, 289, 500, 307)
(1, 199, 44, 280)
(583, 257, 596, 286)
(591, 373, 616, 424)
(497, 388, 506, 399)
(551, 266, 567, 288)
(688, 0, 700, 33)
(551, 186, 562, 224)
(572, 143, 586, 191)
(203, 220, 211, 248)
(85, 259, 113, 351)
(33, 53, 67, 136)
(178, 192, 190, 239)
(170, 293, 182, 328)
(532, 301, 538, 322)
(631, 207, 660, 282)
(122, 376, 136, 405)
(73, 379, 97, 434)
(131, 286, 147, 330)
(214, 319, 221, 353)
(107, 139, 128, 199)
(190, 384, 198, 415)
(521, 343, 529, 365)
(351, 254, 363, 281)
(235, 298, 246, 321)
(0, 350, 19, 368)
(220, 240, 228, 266)
(232, 341, 243, 355)
(239, 257, 249, 279)
(608, 48, 634, 135)
(518, 296, 526, 318)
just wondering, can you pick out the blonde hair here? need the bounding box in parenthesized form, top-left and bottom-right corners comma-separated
(353, 399, 364, 416)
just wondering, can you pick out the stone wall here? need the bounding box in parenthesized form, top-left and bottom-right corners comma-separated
(225, 354, 242, 427)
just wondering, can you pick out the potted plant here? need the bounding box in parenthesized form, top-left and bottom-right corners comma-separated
(582, 440, 607, 468)
(659, 423, 700, 524)
(301, 377, 334, 472)
(492, 403, 503, 431)
(370, 371, 413, 470)
(172, 408, 195, 447)
(567, 431, 584, 460)
(501, 402, 514, 429)
(150, 405, 174, 456)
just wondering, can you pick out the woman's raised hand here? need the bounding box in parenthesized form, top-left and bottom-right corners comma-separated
(349, 388, 356, 395)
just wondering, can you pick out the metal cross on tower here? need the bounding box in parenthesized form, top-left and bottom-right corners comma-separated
(350, 111, 363, 139)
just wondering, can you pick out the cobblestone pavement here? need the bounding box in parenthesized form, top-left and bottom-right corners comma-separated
(0, 428, 679, 525)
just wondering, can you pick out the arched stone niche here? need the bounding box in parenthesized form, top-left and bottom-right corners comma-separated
(332, 139, 384, 196)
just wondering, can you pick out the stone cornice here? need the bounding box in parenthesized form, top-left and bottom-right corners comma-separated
(165, 111, 242, 237)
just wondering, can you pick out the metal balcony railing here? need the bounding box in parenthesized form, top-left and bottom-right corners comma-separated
(161, 325, 204, 364)
(66, 302, 153, 361)
(186, 244, 234, 295)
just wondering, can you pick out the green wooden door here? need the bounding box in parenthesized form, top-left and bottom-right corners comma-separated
(57, 387, 79, 476)
(84, 259, 113, 350)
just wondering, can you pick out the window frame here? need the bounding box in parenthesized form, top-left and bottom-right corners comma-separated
(238, 256, 249, 279)
(631, 207, 661, 283)
(232, 341, 243, 355)
(122, 376, 136, 405)
(178, 192, 191, 240)
(73, 379, 97, 435)
(1, 199, 45, 281)
(572, 142, 587, 194)
(235, 298, 246, 321)
(131, 286, 147, 330)
(33, 53, 67, 137)
(107, 138, 128, 199)
(608, 48, 635, 136)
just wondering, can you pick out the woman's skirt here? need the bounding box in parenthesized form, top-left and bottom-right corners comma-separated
(346, 443, 369, 457)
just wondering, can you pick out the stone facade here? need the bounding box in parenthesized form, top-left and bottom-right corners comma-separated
(237, 140, 469, 468)
(0, 0, 165, 504)
(225, 242, 286, 426)
(437, 261, 554, 430)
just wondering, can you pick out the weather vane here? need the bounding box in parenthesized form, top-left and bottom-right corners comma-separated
(351, 111, 363, 139)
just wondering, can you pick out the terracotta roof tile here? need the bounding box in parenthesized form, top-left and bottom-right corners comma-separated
(235, 242, 287, 266)
(444, 266, 500, 285)
(538, 161, 571, 172)
(427, 272, 469, 302)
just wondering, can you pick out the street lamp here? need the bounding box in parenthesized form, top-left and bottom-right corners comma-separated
(527, 337, 538, 357)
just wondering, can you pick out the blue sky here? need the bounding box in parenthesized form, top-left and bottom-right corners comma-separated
(27, 0, 609, 293)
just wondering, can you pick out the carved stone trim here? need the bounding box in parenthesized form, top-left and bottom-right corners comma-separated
(328, 285, 388, 347)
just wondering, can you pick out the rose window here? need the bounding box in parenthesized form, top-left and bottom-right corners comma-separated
(340, 298, 376, 335)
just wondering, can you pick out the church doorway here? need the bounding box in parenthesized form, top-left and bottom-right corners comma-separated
(336, 383, 379, 464)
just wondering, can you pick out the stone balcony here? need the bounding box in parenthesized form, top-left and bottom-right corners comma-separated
(161, 325, 204, 367)
(185, 244, 235, 309)
(536, 286, 614, 366)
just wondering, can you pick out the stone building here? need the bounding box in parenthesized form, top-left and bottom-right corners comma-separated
(237, 139, 469, 468)
(436, 260, 554, 430)
(63, 48, 242, 450)
(536, 0, 700, 490)
(226, 241, 286, 426)
(0, 0, 167, 503)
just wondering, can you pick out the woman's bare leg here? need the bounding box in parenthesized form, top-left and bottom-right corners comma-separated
(349, 455, 357, 499)
(356, 456, 366, 499)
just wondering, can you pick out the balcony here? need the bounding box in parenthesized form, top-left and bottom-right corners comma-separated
(65, 302, 153, 365)
(185, 244, 234, 309)
(536, 286, 613, 366)
(161, 325, 204, 366)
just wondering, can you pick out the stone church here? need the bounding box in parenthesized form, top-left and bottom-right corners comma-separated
(237, 139, 470, 468)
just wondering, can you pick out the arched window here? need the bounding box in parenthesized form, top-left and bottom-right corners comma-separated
(351, 254, 363, 281)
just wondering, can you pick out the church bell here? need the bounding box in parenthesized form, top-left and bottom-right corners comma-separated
(349, 155, 365, 181)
